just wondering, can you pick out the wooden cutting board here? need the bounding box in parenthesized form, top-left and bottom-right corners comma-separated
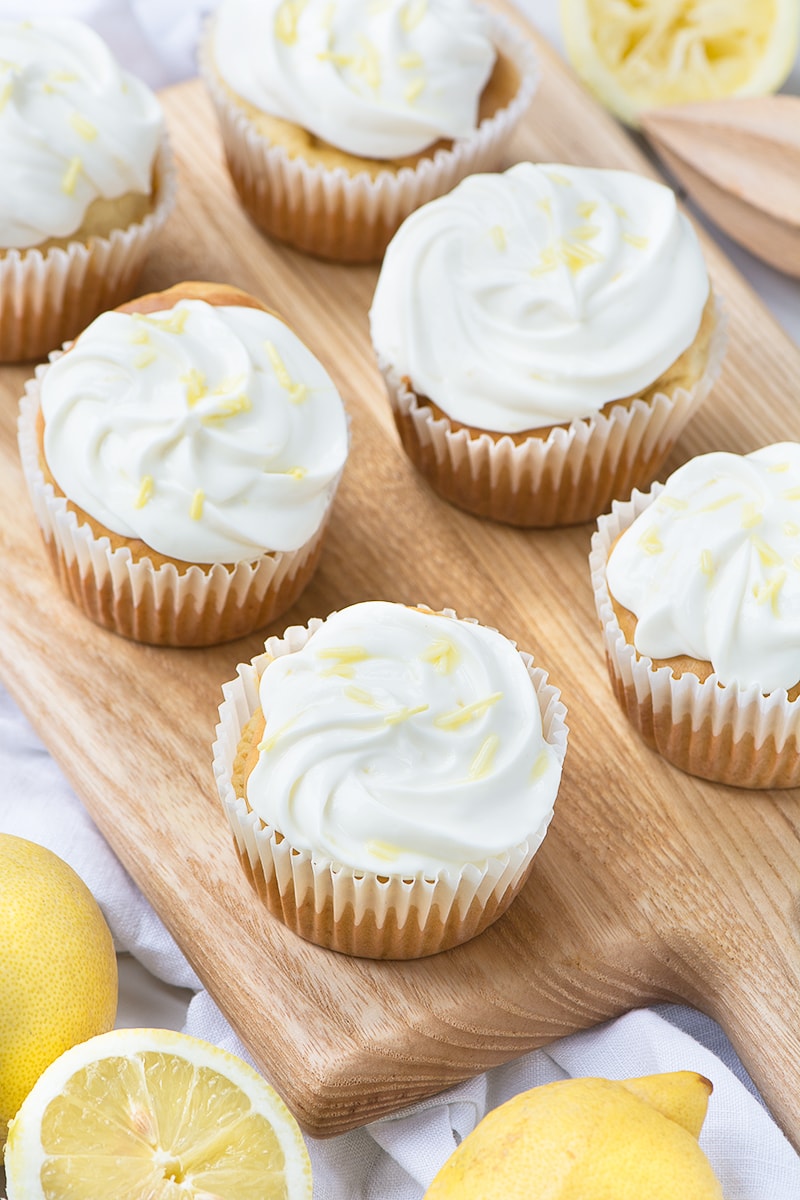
(2, 2, 800, 1145)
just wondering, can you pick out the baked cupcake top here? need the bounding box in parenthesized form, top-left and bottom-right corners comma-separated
(606, 443, 800, 692)
(212, 0, 496, 159)
(0, 18, 163, 251)
(369, 162, 710, 432)
(247, 601, 562, 874)
(40, 296, 349, 563)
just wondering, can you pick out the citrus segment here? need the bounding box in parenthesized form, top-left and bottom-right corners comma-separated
(560, 0, 800, 125)
(4, 1028, 312, 1200)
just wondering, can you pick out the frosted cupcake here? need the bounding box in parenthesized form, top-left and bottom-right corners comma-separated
(214, 601, 567, 958)
(0, 18, 175, 362)
(200, 0, 536, 262)
(591, 443, 800, 788)
(17, 282, 350, 647)
(370, 161, 725, 526)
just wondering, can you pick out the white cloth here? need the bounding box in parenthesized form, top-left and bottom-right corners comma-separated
(2, 1, 800, 1195)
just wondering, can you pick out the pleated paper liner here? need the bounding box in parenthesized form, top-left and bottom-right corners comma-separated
(0, 139, 176, 364)
(199, 12, 538, 263)
(213, 609, 568, 959)
(590, 487, 800, 788)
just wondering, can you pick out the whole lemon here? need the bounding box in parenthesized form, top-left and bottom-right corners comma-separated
(424, 1071, 723, 1199)
(0, 834, 118, 1136)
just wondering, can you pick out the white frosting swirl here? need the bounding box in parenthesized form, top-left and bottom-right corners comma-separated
(212, 0, 496, 159)
(247, 601, 562, 874)
(41, 299, 350, 563)
(0, 19, 164, 250)
(607, 444, 800, 693)
(369, 162, 710, 432)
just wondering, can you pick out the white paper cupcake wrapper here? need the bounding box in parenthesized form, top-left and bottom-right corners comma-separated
(0, 139, 176, 364)
(380, 300, 728, 527)
(17, 368, 331, 647)
(213, 609, 568, 958)
(199, 11, 537, 263)
(590, 487, 800, 788)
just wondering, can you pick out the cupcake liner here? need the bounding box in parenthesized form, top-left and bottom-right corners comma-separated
(0, 138, 176, 364)
(17, 368, 331, 647)
(380, 299, 728, 527)
(590, 487, 800, 788)
(199, 12, 537, 263)
(213, 609, 568, 959)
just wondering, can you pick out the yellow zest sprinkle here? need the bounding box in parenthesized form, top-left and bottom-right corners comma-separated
(537, 197, 552, 216)
(264, 341, 308, 404)
(365, 840, 399, 862)
(490, 224, 506, 251)
(202, 394, 253, 424)
(69, 111, 97, 141)
(637, 526, 663, 556)
(793, 556, 800, 572)
(530, 748, 552, 783)
(576, 201, 597, 219)
(751, 535, 783, 569)
(318, 646, 369, 664)
(404, 76, 425, 103)
(0, 81, 12, 113)
(784, 522, 800, 538)
(384, 703, 429, 726)
(190, 489, 204, 521)
(700, 549, 714, 577)
(468, 734, 499, 781)
(134, 348, 157, 369)
(753, 569, 786, 614)
(321, 0, 336, 28)
(658, 495, 688, 511)
(622, 232, 649, 249)
(613, 204, 629, 219)
(133, 476, 153, 509)
(421, 638, 459, 675)
(286, 466, 307, 480)
(399, 51, 423, 68)
(767, 461, 789, 473)
(531, 238, 603, 276)
(61, 156, 82, 196)
(257, 716, 296, 754)
(134, 308, 189, 335)
(434, 692, 502, 731)
(610, 271, 623, 282)
(400, 0, 427, 31)
(354, 36, 381, 89)
(181, 368, 207, 407)
(546, 171, 571, 186)
(344, 685, 376, 706)
(571, 224, 601, 241)
(317, 50, 354, 66)
(0, 59, 21, 72)
(49, 69, 78, 83)
(783, 487, 800, 501)
(129, 326, 150, 345)
(699, 492, 742, 513)
(741, 501, 762, 530)
(530, 245, 558, 276)
(275, 0, 306, 44)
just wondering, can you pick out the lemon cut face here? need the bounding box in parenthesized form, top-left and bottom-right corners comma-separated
(4, 1028, 312, 1200)
(561, 0, 800, 124)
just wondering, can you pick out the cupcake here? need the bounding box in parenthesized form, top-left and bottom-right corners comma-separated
(17, 281, 350, 647)
(0, 18, 175, 363)
(199, 0, 536, 262)
(370, 161, 726, 527)
(590, 443, 800, 788)
(214, 600, 567, 958)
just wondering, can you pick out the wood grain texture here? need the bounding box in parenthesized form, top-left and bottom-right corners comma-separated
(2, 3, 800, 1142)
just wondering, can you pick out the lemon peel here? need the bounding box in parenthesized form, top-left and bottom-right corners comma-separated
(560, 0, 800, 126)
(4, 1027, 313, 1200)
(423, 1070, 723, 1199)
(0, 834, 117, 1139)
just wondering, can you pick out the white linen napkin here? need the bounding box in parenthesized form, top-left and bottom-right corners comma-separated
(2, 681, 799, 1197)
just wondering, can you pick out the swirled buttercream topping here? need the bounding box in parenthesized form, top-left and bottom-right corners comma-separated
(212, 0, 496, 159)
(40, 300, 350, 562)
(0, 19, 163, 250)
(369, 162, 710, 432)
(247, 601, 562, 874)
(607, 444, 800, 692)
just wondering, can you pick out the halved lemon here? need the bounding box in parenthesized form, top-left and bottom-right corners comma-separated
(4, 1028, 312, 1200)
(560, 0, 800, 125)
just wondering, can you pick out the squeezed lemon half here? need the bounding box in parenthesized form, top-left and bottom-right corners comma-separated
(560, 0, 800, 125)
(4, 1028, 312, 1200)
